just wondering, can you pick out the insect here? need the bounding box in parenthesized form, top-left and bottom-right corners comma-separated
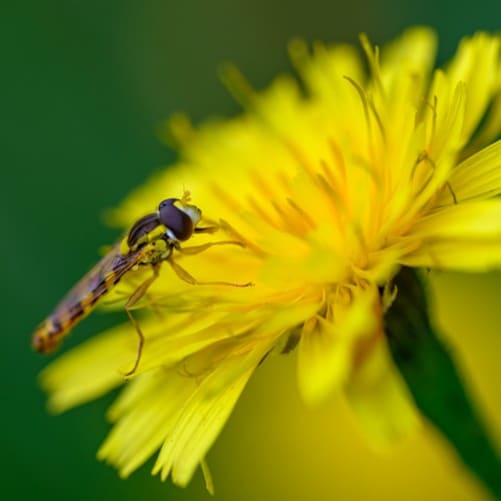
(32, 192, 248, 375)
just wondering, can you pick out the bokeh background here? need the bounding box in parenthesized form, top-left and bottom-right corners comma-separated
(2, 1, 501, 499)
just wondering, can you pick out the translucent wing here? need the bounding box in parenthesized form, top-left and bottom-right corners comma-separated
(32, 240, 148, 353)
(53, 241, 145, 316)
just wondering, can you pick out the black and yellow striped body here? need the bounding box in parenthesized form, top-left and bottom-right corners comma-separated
(32, 194, 202, 356)
(32, 238, 167, 354)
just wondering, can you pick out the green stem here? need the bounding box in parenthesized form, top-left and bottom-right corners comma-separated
(385, 267, 501, 499)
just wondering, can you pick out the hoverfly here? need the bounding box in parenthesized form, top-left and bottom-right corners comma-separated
(32, 192, 247, 375)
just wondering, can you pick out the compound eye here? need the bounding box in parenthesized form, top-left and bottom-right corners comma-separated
(158, 199, 193, 241)
(159, 198, 177, 209)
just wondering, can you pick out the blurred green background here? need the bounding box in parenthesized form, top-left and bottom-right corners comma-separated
(2, 1, 501, 500)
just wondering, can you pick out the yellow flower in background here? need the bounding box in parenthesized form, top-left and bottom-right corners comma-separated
(40, 28, 501, 490)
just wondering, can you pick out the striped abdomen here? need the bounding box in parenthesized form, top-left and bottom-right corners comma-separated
(32, 242, 145, 354)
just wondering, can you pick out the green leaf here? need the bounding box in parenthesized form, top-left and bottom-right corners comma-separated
(385, 267, 501, 499)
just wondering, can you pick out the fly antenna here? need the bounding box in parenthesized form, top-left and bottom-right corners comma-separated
(181, 189, 191, 204)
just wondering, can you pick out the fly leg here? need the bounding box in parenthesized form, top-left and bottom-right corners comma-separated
(171, 237, 251, 286)
(174, 240, 245, 256)
(194, 226, 219, 234)
(167, 256, 252, 288)
(123, 264, 160, 377)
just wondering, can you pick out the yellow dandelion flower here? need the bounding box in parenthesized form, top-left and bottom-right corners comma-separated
(39, 27, 501, 490)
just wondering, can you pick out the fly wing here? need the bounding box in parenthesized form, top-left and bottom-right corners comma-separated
(32, 239, 150, 354)
(52, 240, 145, 317)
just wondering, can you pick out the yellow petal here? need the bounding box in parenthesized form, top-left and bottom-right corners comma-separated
(380, 26, 437, 100)
(40, 324, 133, 413)
(297, 316, 354, 405)
(404, 198, 501, 271)
(291, 38, 364, 114)
(152, 338, 272, 486)
(412, 199, 501, 240)
(424, 73, 466, 175)
(346, 338, 420, 443)
(402, 240, 501, 271)
(135, 311, 239, 374)
(297, 287, 378, 405)
(443, 140, 501, 203)
(464, 83, 501, 153)
(446, 33, 501, 143)
(169, 369, 253, 487)
(98, 370, 196, 478)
